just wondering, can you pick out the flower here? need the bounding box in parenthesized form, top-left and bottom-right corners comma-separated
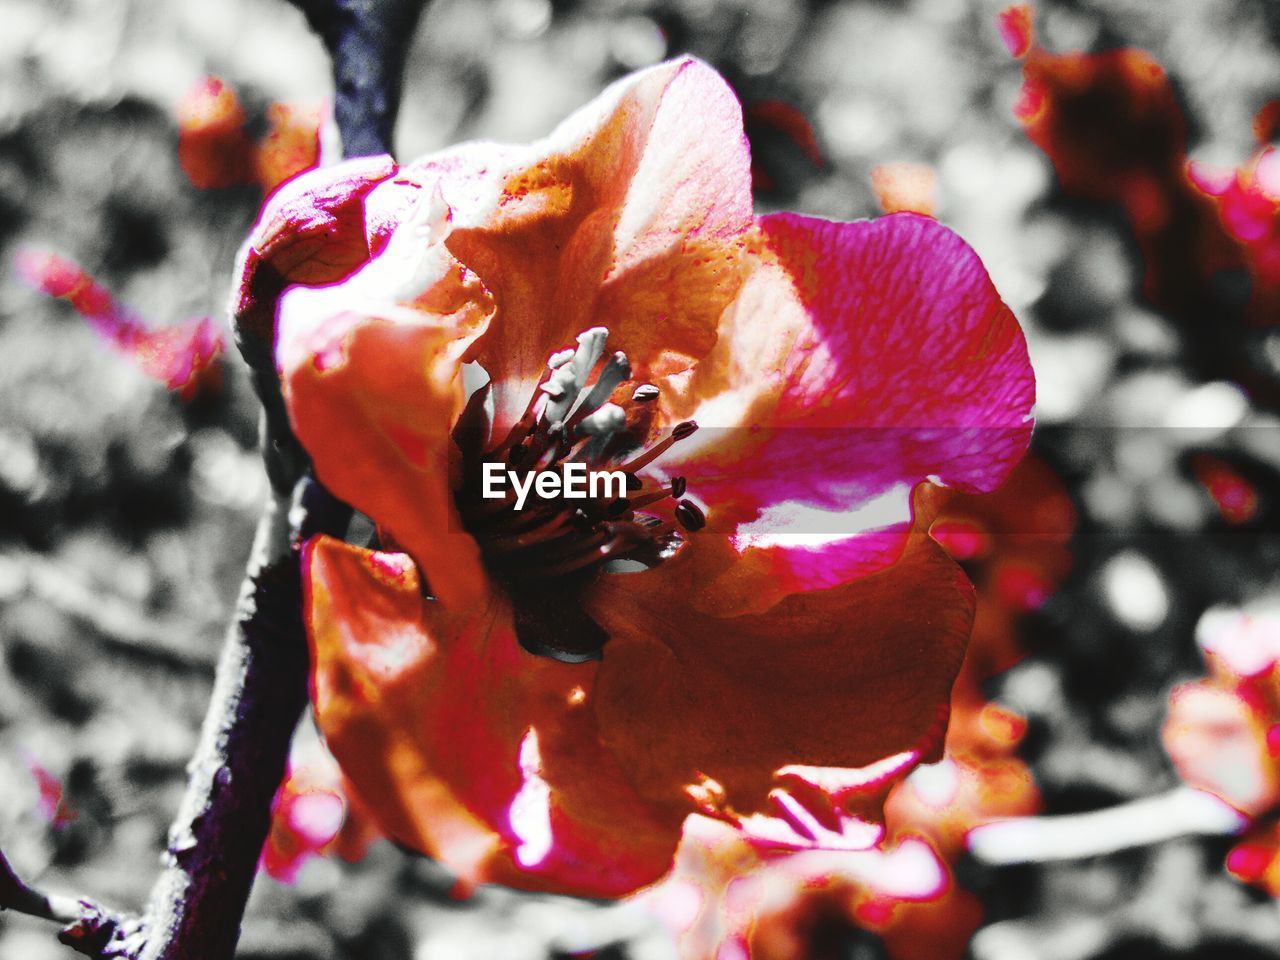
(234, 56, 1034, 897)
(1162, 597, 1280, 894)
(177, 75, 323, 196)
(636, 815, 949, 960)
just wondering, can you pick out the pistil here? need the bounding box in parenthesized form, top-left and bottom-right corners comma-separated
(451, 328, 710, 659)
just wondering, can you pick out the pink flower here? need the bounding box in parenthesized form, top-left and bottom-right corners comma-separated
(234, 56, 1034, 897)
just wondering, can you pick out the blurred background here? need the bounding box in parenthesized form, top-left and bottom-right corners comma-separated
(1, 0, 1279, 957)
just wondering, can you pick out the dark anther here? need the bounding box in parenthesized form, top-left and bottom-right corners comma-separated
(674, 499, 706, 532)
(670, 476, 687, 499)
(625, 473, 643, 491)
(508, 443, 527, 466)
(632, 384, 660, 403)
(672, 420, 698, 440)
(608, 498, 632, 517)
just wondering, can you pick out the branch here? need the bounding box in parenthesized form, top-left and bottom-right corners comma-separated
(287, 0, 428, 157)
(127, 0, 425, 944)
(967, 786, 1248, 866)
(10, 0, 421, 953)
(1, 847, 133, 957)
(133, 480, 309, 960)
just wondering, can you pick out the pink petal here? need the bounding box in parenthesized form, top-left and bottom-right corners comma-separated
(654, 213, 1033, 608)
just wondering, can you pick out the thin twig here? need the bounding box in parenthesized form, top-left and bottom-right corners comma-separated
(1, 847, 132, 958)
(1, 846, 83, 924)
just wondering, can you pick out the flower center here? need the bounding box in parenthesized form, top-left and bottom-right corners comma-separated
(451, 327, 706, 662)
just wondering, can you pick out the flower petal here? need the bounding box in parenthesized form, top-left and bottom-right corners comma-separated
(650, 212, 1033, 612)
(232, 154, 397, 344)
(584, 530, 973, 835)
(361, 56, 754, 432)
(304, 536, 683, 896)
(276, 190, 496, 607)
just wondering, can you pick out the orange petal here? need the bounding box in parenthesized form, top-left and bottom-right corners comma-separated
(585, 531, 973, 832)
(277, 207, 495, 606)
(304, 537, 683, 896)
(368, 56, 754, 432)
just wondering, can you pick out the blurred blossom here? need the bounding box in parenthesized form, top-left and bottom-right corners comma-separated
(1163, 595, 1280, 895)
(177, 75, 323, 196)
(13, 248, 224, 400)
(1189, 453, 1260, 525)
(176, 75, 255, 190)
(1003, 4, 1280, 403)
(997, 5, 1034, 59)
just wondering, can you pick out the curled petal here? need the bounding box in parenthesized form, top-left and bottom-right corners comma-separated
(277, 212, 494, 606)
(305, 537, 683, 896)
(232, 154, 397, 345)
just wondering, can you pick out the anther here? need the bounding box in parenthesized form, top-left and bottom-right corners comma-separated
(670, 476, 687, 499)
(625, 473, 643, 492)
(607, 498, 632, 517)
(619, 421, 698, 473)
(632, 384, 660, 403)
(674, 499, 706, 532)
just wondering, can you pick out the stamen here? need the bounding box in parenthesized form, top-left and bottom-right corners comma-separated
(672, 420, 698, 440)
(454, 327, 708, 661)
(544, 326, 609, 423)
(566, 352, 631, 430)
(619, 421, 697, 472)
(577, 403, 627, 438)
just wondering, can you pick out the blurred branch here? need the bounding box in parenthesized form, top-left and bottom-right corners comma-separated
(286, 0, 428, 157)
(967, 786, 1248, 866)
